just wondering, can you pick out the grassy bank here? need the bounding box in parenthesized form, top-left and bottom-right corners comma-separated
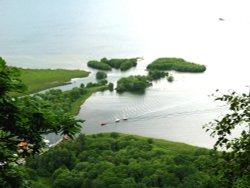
(69, 86, 109, 115)
(18, 69, 90, 95)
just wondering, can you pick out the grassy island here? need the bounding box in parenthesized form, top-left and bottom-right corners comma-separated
(147, 58, 206, 73)
(87, 57, 138, 71)
(25, 133, 224, 188)
(18, 69, 90, 95)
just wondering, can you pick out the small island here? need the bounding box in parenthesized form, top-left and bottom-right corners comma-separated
(116, 70, 173, 93)
(116, 75, 151, 93)
(147, 58, 206, 73)
(87, 57, 138, 71)
(96, 71, 107, 80)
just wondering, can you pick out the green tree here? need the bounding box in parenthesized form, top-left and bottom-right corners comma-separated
(0, 57, 82, 187)
(96, 71, 107, 80)
(205, 90, 250, 186)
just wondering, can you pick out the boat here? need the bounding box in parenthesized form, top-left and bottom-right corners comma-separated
(122, 117, 128, 120)
(219, 18, 225, 21)
(115, 119, 120, 123)
(101, 123, 107, 126)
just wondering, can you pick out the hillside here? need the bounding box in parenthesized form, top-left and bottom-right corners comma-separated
(25, 133, 221, 188)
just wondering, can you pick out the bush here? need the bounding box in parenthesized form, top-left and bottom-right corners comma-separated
(96, 71, 107, 80)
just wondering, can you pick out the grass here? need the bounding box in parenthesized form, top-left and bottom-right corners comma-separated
(69, 86, 108, 115)
(18, 69, 90, 95)
(110, 133, 201, 154)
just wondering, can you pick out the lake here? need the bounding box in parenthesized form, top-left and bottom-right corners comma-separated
(1, 0, 250, 148)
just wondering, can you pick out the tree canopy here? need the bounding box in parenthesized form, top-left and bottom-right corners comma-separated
(204, 90, 250, 187)
(0, 57, 82, 187)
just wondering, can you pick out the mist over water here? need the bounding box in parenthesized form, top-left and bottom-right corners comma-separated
(1, 0, 250, 147)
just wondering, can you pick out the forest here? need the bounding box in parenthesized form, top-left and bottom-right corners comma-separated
(25, 133, 223, 188)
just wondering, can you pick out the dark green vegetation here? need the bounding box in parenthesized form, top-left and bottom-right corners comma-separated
(87, 60, 112, 71)
(25, 133, 222, 188)
(88, 57, 138, 71)
(0, 57, 82, 187)
(147, 70, 168, 81)
(147, 58, 206, 73)
(96, 71, 107, 80)
(18, 68, 90, 95)
(116, 76, 152, 93)
(204, 90, 250, 187)
(116, 71, 170, 93)
(34, 79, 110, 116)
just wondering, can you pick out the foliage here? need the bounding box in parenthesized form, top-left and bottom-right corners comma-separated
(34, 81, 109, 115)
(147, 58, 206, 73)
(105, 58, 137, 71)
(116, 75, 151, 93)
(116, 70, 170, 93)
(108, 83, 114, 91)
(88, 58, 138, 71)
(147, 70, 168, 81)
(96, 71, 107, 80)
(25, 133, 222, 188)
(87, 60, 112, 71)
(204, 90, 250, 187)
(0, 57, 82, 187)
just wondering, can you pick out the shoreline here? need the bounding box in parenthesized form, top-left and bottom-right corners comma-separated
(15, 68, 90, 96)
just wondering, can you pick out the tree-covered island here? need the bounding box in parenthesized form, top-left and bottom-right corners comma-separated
(116, 76, 152, 93)
(116, 71, 169, 93)
(87, 58, 138, 71)
(147, 58, 206, 73)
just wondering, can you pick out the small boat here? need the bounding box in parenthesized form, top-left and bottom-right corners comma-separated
(115, 119, 120, 123)
(122, 117, 128, 120)
(219, 18, 225, 21)
(101, 123, 107, 126)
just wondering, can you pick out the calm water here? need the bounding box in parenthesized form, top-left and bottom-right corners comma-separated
(1, 0, 250, 148)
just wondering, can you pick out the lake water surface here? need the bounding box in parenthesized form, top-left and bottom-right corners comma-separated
(1, 0, 250, 148)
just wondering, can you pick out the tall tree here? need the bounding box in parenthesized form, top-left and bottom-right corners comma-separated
(0, 57, 82, 187)
(205, 90, 250, 186)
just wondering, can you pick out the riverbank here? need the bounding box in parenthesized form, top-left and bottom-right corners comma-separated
(69, 86, 109, 115)
(17, 68, 90, 95)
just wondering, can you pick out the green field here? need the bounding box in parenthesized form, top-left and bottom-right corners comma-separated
(18, 69, 90, 95)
